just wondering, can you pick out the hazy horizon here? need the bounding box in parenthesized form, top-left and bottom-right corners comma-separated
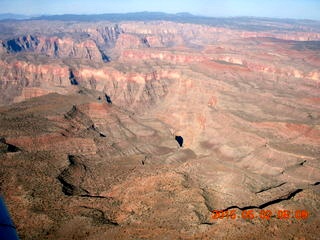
(0, 0, 320, 21)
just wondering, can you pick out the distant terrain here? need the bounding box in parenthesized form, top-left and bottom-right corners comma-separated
(0, 13, 32, 20)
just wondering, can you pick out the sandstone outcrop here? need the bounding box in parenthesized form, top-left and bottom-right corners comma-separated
(3, 35, 107, 62)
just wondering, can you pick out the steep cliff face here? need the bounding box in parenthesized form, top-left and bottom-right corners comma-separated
(120, 49, 206, 63)
(121, 21, 320, 46)
(0, 19, 319, 182)
(238, 31, 320, 41)
(0, 59, 71, 103)
(74, 67, 177, 111)
(115, 33, 151, 49)
(119, 48, 320, 82)
(4, 35, 40, 52)
(82, 25, 122, 47)
(0, 57, 179, 108)
(2, 20, 320, 65)
(0, 59, 70, 86)
(3, 35, 108, 62)
(1, 20, 319, 106)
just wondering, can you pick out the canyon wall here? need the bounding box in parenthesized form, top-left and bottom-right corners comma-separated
(0, 17, 320, 240)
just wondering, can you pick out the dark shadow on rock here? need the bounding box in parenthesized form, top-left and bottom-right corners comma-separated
(101, 52, 110, 62)
(6, 39, 22, 52)
(175, 136, 184, 147)
(99, 133, 106, 137)
(69, 69, 78, 85)
(0, 138, 21, 153)
(7, 144, 20, 152)
(105, 94, 112, 104)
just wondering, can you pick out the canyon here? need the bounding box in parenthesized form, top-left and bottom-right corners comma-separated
(0, 14, 319, 239)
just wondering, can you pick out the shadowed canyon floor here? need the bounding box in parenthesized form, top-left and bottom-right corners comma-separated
(0, 15, 320, 239)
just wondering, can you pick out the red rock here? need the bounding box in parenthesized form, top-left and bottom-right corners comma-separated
(0, 18, 319, 240)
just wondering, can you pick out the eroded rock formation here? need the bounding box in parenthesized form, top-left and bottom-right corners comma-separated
(0, 16, 319, 240)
